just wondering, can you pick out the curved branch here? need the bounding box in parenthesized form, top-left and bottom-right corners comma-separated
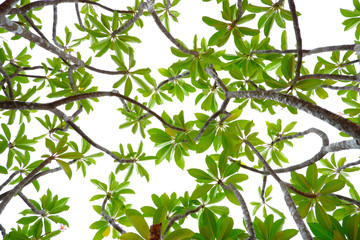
(162, 205, 202, 238)
(0, 16, 84, 66)
(228, 90, 360, 139)
(0, 91, 186, 132)
(146, 1, 198, 56)
(112, 2, 147, 35)
(8, 0, 134, 15)
(272, 128, 329, 146)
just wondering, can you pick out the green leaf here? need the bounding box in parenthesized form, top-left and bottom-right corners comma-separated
(126, 209, 150, 240)
(57, 159, 72, 179)
(320, 179, 345, 194)
(165, 229, 194, 240)
(191, 184, 214, 199)
(188, 168, 215, 181)
(120, 232, 144, 240)
(225, 173, 248, 184)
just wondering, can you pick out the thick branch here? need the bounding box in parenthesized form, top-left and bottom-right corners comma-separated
(0, 16, 84, 66)
(298, 74, 358, 82)
(228, 90, 360, 139)
(0, 157, 52, 215)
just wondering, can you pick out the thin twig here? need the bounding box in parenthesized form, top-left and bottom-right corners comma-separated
(112, 2, 147, 35)
(260, 175, 267, 203)
(0, 224, 5, 238)
(74, 1, 85, 31)
(17, 191, 45, 216)
(156, 71, 190, 90)
(337, 159, 360, 172)
(321, 85, 360, 93)
(0, 170, 20, 192)
(52, 4, 64, 48)
(272, 128, 329, 146)
(194, 98, 230, 141)
(0, 64, 14, 99)
(244, 140, 313, 240)
(162, 205, 202, 238)
(146, 1, 199, 56)
(232, 0, 243, 26)
(101, 195, 126, 234)
(20, 12, 49, 41)
(221, 183, 256, 240)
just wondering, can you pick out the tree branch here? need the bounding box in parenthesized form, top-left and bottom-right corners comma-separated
(8, 0, 134, 15)
(101, 195, 126, 234)
(146, 1, 199, 56)
(244, 140, 313, 240)
(0, 91, 186, 132)
(298, 74, 358, 82)
(17, 191, 45, 216)
(112, 2, 147, 35)
(321, 85, 360, 93)
(228, 90, 360, 139)
(162, 205, 202, 238)
(221, 183, 255, 240)
(0, 16, 84, 66)
(156, 71, 190, 90)
(0, 170, 20, 192)
(0, 157, 53, 215)
(252, 44, 355, 56)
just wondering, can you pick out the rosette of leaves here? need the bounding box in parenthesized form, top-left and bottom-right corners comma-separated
(290, 164, 346, 220)
(202, 0, 259, 47)
(148, 111, 196, 169)
(111, 48, 151, 96)
(118, 97, 152, 138)
(253, 215, 298, 240)
(90, 173, 135, 239)
(340, 0, 360, 39)
(114, 141, 156, 182)
(86, 10, 141, 56)
(170, 36, 224, 81)
(0, 123, 37, 169)
(246, 0, 298, 37)
(14, 189, 69, 239)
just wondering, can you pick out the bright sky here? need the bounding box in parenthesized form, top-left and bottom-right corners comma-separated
(0, 0, 357, 239)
